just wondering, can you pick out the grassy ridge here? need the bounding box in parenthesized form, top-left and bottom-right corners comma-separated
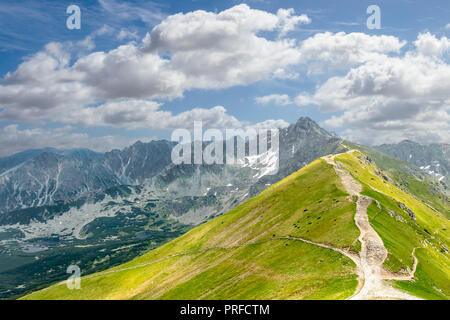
(335, 151, 450, 299)
(23, 151, 450, 300)
(23, 159, 361, 300)
(344, 141, 450, 217)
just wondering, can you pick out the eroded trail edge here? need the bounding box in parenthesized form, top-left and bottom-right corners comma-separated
(323, 153, 420, 300)
(48, 235, 360, 287)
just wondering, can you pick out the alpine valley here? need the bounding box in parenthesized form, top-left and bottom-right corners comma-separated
(1, 118, 448, 300)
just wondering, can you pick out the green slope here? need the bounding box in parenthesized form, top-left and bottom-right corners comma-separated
(23, 159, 361, 300)
(334, 151, 449, 299)
(23, 150, 450, 300)
(344, 141, 450, 217)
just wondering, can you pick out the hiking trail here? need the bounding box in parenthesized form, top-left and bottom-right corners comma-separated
(323, 152, 420, 300)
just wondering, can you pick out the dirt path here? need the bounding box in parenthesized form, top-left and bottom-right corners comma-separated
(284, 236, 364, 294)
(47, 235, 363, 292)
(380, 248, 419, 281)
(283, 236, 362, 270)
(35, 152, 419, 300)
(94, 237, 358, 278)
(323, 153, 420, 300)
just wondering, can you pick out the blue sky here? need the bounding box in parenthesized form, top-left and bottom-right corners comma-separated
(0, 0, 449, 156)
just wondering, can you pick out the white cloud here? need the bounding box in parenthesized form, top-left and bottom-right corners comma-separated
(0, 4, 311, 123)
(414, 32, 450, 57)
(117, 28, 139, 41)
(299, 33, 450, 144)
(276, 8, 311, 36)
(0, 4, 445, 147)
(297, 32, 406, 73)
(99, 0, 165, 25)
(60, 100, 290, 134)
(255, 94, 292, 106)
(0, 5, 404, 128)
(141, 4, 310, 89)
(294, 93, 314, 107)
(446, 23, 450, 30)
(61, 100, 243, 129)
(333, 111, 450, 146)
(0, 106, 288, 156)
(76, 26, 115, 53)
(247, 119, 289, 131)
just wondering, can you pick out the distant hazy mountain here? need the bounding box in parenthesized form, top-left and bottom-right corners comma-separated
(0, 141, 175, 214)
(0, 148, 103, 175)
(376, 140, 449, 184)
(0, 116, 348, 252)
(0, 117, 343, 216)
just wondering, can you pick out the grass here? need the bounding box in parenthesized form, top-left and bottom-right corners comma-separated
(335, 151, 450, 299)
(22, 239, 358, 300)
(23, 151, 450, 300)
(365, 193, 421, 273)
(394, 247, 450, 300)
(344, 141, 450, 217)
(23, 159, 361, 300)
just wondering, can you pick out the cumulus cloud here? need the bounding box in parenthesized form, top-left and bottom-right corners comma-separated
(0, 5, 405, 129)
(275, 8, 311, 36)
(63, 100, 289, 133)
(297, 31, 406, 73)
(0, 106, 290, 156)
(255, 94, 292, 106)
(246, 119, 289, 131)
(414, 32, 450, 57)
(333, 111, 450, 146)
(0, 4, 446, 147)
(141, 4, 310, 89)
(61, 100, 243, 129)
(0, 111, 288, 157)
(298, 33, 450, 144)
(0, 4, 312, 123)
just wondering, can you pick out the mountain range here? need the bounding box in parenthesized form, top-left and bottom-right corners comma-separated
(0, 117, 448, 300)
(0, 117, 346, 298)
(23, 148, 450, 300)
(376, 140, 449, 185)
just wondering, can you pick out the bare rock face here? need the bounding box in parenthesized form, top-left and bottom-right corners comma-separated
(0, 117, 346, 226)
(376, 140, 449, 185)
(396, 201, 416, 221)
(388, 209, 406, 222)
(249, 117, 346, 197)
(0, 141, 176, 215)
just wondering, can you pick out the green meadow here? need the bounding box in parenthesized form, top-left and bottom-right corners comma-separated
(23, 159, 361, 300)
(23, 151, 449, 300)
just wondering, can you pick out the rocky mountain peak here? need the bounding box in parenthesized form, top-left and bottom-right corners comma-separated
(287, 117, 334, 139)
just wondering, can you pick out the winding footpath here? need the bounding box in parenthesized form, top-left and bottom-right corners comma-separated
(52, 235, 361, 285)
(38, 151, 419, 300)
(323, 153, 420, 300)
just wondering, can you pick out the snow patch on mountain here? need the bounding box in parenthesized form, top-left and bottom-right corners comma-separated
(238, 149, 279, 179)
(420, 163, 446, 181)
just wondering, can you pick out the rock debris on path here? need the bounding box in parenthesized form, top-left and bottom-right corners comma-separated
(323, 153, 420, 300)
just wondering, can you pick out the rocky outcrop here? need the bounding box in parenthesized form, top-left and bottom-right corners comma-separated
(396, 201, 416, 221)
